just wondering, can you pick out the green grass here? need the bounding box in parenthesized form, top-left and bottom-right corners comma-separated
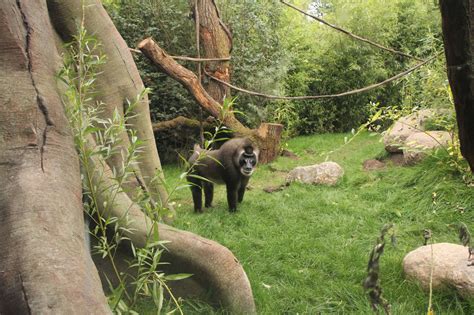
(160, 132, 474, 314)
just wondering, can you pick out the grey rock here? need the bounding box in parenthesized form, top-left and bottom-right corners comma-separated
(383, 109, 436, 153)
(403, 243, 474, 297)
(403, 131, 452, 164)
(286, 162, 343, 186)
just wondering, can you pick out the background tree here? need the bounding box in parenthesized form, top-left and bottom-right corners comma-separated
(439, 0, 474, 172)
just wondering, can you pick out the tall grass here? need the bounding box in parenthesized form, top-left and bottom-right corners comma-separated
(160, 131, 474, 314)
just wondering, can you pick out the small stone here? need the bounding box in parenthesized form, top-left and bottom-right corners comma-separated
(281, 149, 299, 160)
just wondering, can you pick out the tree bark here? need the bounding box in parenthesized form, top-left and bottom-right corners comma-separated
(194, 0, 232, 103)
(256, 123, 284, 163)
(47, 0, 175, 219)
(439, 0, 474, 171)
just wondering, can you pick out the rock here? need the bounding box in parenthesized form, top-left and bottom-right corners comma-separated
(386, 153, 405, 166)
(286, 162, 344, 186)
(403, 243, 474, 297)
(362, 159, 385, 171)
(403, 131, 452, 164)
(383, 109, 436, 153)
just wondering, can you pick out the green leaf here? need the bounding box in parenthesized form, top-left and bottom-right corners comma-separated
(164, 273, 193, 281)
(152, 282, 164, 313)
(152, 221, 160, 244)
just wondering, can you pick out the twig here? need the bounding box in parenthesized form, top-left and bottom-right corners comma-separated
(280, 0, 424, 62)
(205, 54, 440, 100)
(428, 235, 434, 315)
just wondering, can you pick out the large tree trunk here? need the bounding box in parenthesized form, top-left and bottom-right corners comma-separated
(439, 0, 474, 171)
(47, 0, 174, 218)
(0, 1, 109, 313)
(0, 0, 256, 313)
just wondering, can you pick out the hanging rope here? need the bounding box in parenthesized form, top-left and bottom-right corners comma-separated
(205, 53, 440, 100)
(280, 0, 424, 62)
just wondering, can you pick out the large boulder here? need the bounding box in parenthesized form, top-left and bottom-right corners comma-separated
(286, 162, 344, 186)
(403, 243, 474, 297)
(403, 131, 452, 164)
(383, 109, 436, 153)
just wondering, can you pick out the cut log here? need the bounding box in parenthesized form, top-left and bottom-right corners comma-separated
(152, 115, 214, 132)
(257, 123, 284, 163)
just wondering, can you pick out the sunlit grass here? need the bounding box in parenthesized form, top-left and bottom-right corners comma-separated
(160, 132, 474, 314)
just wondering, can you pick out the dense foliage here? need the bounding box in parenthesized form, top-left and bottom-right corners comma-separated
(273, 0, 446, 135)
(106, 0, 448, 155)
(107, 0, 198, 122)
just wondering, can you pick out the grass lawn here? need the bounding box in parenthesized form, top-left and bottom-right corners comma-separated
(158, 132, 474, 314)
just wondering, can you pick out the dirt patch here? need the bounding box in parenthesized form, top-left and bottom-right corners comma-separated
(384, 153, 405, 166)
(362, 159, 385, 171)
(281, 149, 299, 160)
(263, 184, 288, 193)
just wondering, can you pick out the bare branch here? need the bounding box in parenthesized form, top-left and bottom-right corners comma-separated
(137, 37, 247, 133)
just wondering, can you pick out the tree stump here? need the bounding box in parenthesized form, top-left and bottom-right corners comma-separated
(255, 123, 284, 164)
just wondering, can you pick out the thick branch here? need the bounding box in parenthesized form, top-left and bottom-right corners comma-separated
(152, 116, 214, 132)
(138, 37, 248, 134)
